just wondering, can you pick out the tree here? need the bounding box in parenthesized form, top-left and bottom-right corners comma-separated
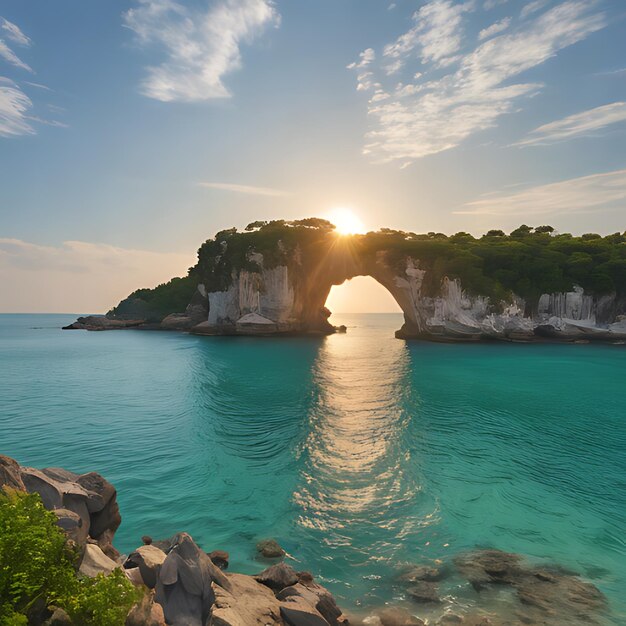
(510, 224, 534, 237)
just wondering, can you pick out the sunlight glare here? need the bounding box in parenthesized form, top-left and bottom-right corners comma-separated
(330, 209, 366, 236)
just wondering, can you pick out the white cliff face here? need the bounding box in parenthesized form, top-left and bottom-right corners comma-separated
(203, 252, 624, 341)
(391, 258, 623, 341)
(537, 286, 595, 322)
(206, 256, 296, 331)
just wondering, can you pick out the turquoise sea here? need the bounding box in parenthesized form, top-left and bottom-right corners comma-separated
(1, 313, 624, 622)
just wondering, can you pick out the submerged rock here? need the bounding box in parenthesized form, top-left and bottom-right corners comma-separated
(377, 607, 425, 626)
(454, 549, 607, 625)
(257, 538, 286, 559)
(454, 549, 522, 590)
(406, 581, 440, 604)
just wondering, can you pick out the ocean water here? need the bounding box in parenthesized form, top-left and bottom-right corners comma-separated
(0, 313, 624, 622)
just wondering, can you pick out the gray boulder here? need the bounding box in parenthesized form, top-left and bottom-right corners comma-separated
(125, 544, 167, 589)
(155, 533, 230, 626)
(255, 563, 298, 591)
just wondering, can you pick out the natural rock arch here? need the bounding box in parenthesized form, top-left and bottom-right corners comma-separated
(67, 223, 626, 342)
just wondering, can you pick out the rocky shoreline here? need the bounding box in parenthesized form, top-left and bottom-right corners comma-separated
(0, 455, 614, 626)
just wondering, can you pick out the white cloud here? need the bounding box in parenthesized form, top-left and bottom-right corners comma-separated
(351, 1, 607, 164)
(483, 0, 509, 9)
(0, 40, 32, 72)
(0, 79, 34, 136)
(347, 48, 375, 70)
(0, 16, 32, 72)
(383, 0, 474, 73)
(0, 239, 195, 313)
(197, 181, 290, 196)
(515, 102, 626, 146)
(124, 0, 280, 102)
(521, 0, 550, 19)
(479, 17, 511, 40)
(456, 169, 626, 215)
(1, 17, 30, 46)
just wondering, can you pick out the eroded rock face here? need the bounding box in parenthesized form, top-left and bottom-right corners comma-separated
(190, 249, 626, 342)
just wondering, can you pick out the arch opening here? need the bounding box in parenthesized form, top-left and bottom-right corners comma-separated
(325, 275, 403, 331)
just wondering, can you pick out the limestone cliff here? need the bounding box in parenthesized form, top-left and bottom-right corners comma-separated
(65, 221, 626, 342)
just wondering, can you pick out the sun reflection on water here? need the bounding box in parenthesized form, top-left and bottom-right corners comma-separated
(293, 317, 438, 542)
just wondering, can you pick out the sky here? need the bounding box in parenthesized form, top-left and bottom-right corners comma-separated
(0, 0, 625, 312)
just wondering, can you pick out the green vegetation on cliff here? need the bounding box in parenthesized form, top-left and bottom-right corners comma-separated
(108, 276, 197, 321)
(0, 489, 140, 626)
(109, 220, 626, 320)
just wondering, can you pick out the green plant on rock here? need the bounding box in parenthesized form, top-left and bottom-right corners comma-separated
(63, 569, 141, 626)
(0, 489, 76, 618)
(0, 489, 141, 626)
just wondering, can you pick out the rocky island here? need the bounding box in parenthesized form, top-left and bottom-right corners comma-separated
(0, 455, 613, 626)
(64, 220, 626, 342)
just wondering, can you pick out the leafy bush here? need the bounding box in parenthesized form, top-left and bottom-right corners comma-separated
(63, 570, 141, 626)
(0, 489, 75, 617)
(0, 489, 141, 625)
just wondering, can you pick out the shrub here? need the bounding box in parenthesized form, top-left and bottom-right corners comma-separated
(63, 570, 141, 626)
(0, 489, 141, 625)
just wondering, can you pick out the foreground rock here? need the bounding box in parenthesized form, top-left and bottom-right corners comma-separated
(2, 456, 122, 561)
(2, 456, 612, 626)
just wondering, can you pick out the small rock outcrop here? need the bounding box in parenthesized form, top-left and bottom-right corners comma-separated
(257, 538, 286, 558)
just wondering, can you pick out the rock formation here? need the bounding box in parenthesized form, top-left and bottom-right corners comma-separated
(64, 222, 626, 342)
(0, 456, 615, 625)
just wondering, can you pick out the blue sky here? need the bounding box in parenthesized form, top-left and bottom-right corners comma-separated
(0, 0, 625, 311)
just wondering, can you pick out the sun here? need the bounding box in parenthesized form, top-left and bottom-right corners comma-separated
(330, 208, 366, 236)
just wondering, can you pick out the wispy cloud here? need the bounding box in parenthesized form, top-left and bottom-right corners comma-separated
(0, 78, 34, 136)
(515, 102, 626, 147)
(479, 17, 511, 40)
(124, 0, 280, 102)
(0, 239, 195, 313)
(383, 0, 474, 73)
(197, 181, 290, 197)
(520, 0, 550, 20)
(24, 81, 52, 91)
(1, 17, 30, 46)
(456, 169, 626, 215)
(0, 16, 32, 72)
(350, 0, 607, 165)
(483, 0, 509, 9)
(0, 40, 32, 73)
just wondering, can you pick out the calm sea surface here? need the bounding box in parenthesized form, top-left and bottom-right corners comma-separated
(1, 313, 624, 622)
